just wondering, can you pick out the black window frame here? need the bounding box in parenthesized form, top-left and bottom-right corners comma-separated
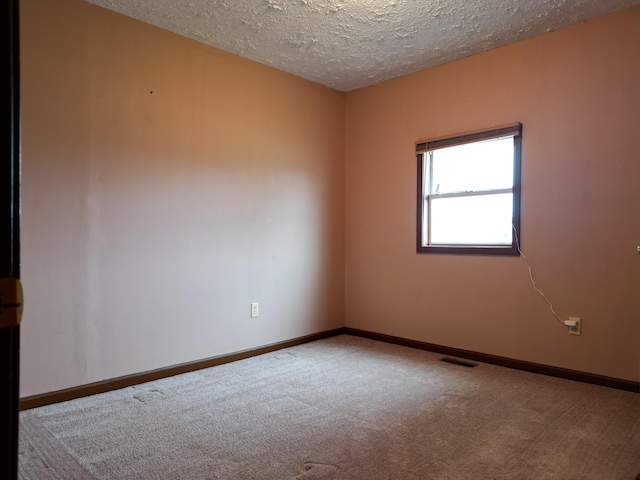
(416, 123, 522, 256)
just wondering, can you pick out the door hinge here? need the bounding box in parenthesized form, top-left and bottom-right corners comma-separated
(0, 277, 23, 329)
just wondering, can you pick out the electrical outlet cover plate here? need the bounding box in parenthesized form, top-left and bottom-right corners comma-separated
(251, 302, 259, 318)
(568, 316, 581, 336)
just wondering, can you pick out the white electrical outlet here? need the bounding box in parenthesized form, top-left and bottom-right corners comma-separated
(251, 302, 259, 318)
(565, 317, 581, 336)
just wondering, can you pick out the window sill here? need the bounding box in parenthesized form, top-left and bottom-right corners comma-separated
(416, 244, 520, 256)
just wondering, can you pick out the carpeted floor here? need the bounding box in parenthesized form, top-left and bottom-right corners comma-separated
(19, 335, 640, 479)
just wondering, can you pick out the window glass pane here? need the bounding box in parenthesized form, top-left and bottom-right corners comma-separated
(431, 137, 513, 194)
(430, 193, 513, 245)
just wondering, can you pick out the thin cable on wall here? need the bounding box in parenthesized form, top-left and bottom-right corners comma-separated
(512, 225, 565, 326)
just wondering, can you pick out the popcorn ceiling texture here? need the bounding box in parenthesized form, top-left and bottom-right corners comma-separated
(85, 0, 639, 91)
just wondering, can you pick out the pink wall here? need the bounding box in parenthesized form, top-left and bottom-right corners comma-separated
(20, 0, 639, 397)
(20, 0, 346, 396)
(345, 8, 640, 381)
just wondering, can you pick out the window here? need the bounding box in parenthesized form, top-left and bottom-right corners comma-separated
(416, 124, 522, 255)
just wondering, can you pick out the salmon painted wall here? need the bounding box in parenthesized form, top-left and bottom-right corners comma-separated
(345, 8, 640, 381)
(20, 0, 345, 396)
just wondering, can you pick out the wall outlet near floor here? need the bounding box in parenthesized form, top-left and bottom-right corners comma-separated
(565, 317, 581, 336)
(250, 302, 259, 318)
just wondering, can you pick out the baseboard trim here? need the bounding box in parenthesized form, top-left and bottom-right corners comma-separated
(19, 328, 344, 411)
(20, 326, 638, 410)
(344, 327, 639, 393)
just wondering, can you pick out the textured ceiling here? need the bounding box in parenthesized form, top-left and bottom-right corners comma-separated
(84, 0, 639, 92)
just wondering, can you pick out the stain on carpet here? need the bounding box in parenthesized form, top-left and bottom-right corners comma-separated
(437, 394, 468, 409)
(274, 351, 296, 360)
(296, 462, 339, 479)
(133, 390, 164, 403)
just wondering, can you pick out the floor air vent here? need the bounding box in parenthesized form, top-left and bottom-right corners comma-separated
(440, 357, 478, 368)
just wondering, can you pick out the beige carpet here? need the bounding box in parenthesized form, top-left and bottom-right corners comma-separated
(19, 335, 640, 479)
